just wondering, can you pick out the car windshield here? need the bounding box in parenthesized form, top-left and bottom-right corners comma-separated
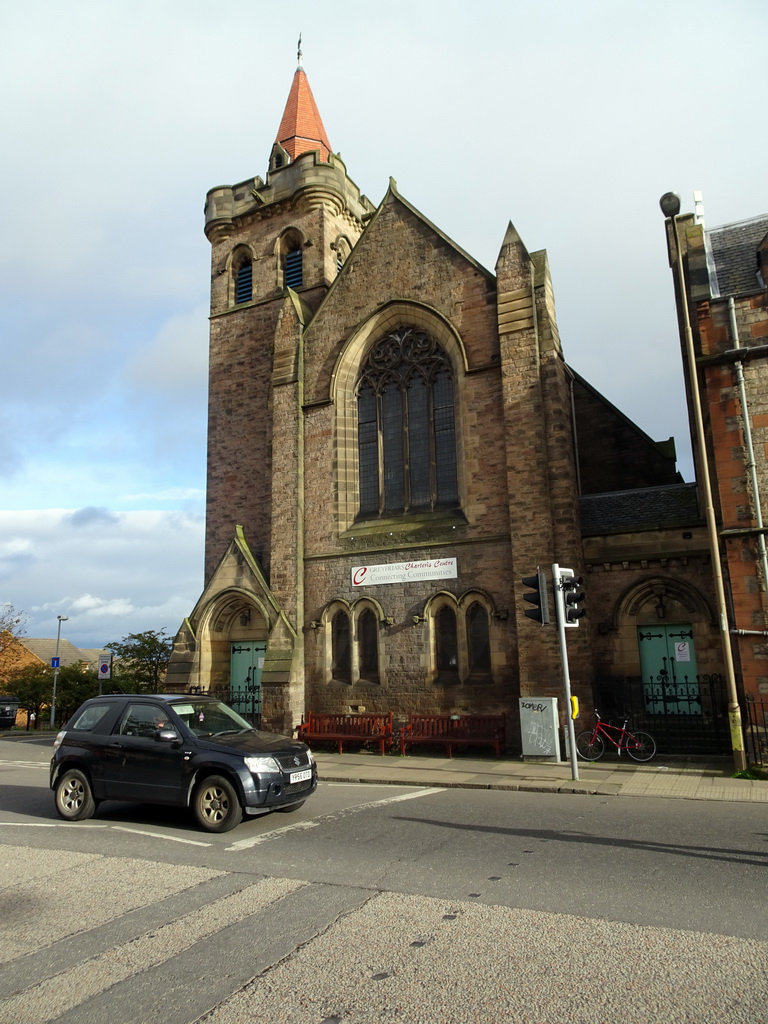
(169, 700, 253, 737)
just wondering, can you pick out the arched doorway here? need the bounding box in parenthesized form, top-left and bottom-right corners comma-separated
(199, 591, 270, 725)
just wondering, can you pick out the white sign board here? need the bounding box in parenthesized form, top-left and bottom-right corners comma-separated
(351, 558, 457, 587)
(519, 697, 560, 761)
(675, 642, 691, 662)
(98, 655, 111, 680)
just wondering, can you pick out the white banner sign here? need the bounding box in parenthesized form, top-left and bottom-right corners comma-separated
(351, 558, 457, 587)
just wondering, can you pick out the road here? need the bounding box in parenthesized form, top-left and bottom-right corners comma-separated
(1, 734, 767, 1024)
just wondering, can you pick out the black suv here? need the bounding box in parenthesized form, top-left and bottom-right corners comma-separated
(50, 694, 317, 833)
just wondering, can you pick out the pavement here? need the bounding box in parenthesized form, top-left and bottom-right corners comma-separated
(312, 748, 768, 803)
(5, 728, 767, 803)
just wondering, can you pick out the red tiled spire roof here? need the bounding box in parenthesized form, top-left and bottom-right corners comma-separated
(275, 67, 332, 163)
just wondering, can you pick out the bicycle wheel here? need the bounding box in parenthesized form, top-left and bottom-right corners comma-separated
(575, 731, 605, 761)
(624, 730, 656, 762)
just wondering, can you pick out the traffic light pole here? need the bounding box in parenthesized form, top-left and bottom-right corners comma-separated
(552, 563, 579, 781)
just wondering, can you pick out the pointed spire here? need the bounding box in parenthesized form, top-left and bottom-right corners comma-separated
(274, 47, 332, 164)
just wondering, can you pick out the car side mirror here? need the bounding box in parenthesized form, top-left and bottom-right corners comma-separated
(156, 728, 179, 742)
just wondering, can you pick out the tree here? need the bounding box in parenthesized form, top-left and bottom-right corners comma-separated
(106, 629, 173, 693)
(7, 664, 51, 729)
(55, 665, 100, 725)
(0, 604, 27, 679)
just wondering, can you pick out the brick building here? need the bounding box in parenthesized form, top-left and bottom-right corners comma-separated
(662, 201, 768, 702)
(167, 62, 731, 750)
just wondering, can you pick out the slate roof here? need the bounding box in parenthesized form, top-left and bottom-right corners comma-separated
(579, 483, 702, 537)
(707, 215, 768, 298)
(275, 68, 332, 163)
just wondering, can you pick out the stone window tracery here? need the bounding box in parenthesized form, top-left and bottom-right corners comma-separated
(356, 327, 458, 517)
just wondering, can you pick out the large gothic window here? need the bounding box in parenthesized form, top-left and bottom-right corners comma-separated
(356, 327, 458, 516)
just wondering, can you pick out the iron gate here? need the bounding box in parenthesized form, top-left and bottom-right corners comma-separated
(593, 674, 731, 756)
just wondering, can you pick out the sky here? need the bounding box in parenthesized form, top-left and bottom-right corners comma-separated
(1, 0, 765, 649)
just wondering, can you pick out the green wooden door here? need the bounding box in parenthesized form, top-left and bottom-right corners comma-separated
(230, 642, 266, 722)
(637, 624, 700, 715)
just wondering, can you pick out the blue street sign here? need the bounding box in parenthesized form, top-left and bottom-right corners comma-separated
(51, 657, 60, 668)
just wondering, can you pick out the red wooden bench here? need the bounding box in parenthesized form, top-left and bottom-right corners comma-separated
(297, 711, 394, 755)
(400, 714, 506, 758)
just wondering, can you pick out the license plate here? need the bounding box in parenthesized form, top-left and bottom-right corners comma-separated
(289, 768, 312, 784)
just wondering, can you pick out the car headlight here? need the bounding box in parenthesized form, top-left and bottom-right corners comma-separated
(306, 749, 315, 765)
(243, 755, 281, 774)
(52, 730, 67, 754)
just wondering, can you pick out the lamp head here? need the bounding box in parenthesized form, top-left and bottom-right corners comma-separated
(57, 615, 68, 622)
(659, 192, 681, 218)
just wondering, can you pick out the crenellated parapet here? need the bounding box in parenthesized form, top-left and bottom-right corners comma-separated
(205, 151, 374, 242)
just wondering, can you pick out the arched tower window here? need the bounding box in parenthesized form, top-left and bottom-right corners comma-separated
(467, 602, 491, 675)
(284, 247, 303, 289)
(358, 608, 379, 683)
(356, 327, 458, 517)
(331, 610, 351, 683)
(436, 605, 458, 678)
(233, 254, 252, 305)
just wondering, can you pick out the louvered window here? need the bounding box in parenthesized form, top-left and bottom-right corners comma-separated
(234, 261, 252, 304)
(284, 248, 303, 289)
(356, 327, 458, 517)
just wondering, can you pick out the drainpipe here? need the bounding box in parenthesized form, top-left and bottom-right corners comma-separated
(728, 297, 768, 593)
(659, 193, 747, 771)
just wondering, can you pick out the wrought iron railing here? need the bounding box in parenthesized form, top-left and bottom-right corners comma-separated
(743, 696, 768, 766)
(208, 686, 262, 728)
(592, 674, 732, 757)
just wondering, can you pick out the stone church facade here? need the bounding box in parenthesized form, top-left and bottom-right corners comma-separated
(167, 62, 729, 748)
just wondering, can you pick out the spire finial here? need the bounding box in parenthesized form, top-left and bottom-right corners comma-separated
(297, 33, 303, 69)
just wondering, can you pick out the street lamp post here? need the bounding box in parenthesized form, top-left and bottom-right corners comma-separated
(49, 615, 69, 730)
(659, 192, 747, 772)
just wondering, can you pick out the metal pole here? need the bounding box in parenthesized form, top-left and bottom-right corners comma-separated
(661, 198, 747, 771)
(552, 563, 580, 781)
(49, 614, 68, 729)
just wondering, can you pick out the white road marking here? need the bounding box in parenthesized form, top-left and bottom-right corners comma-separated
(226, 819, 320, 850)
(112, 826, 211, 847)
(0, 822, 109, 829)
(226, 787, 443, 852)
(0, 760, 49, 770)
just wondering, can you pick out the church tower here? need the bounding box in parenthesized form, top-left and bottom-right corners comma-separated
(167, 56, 374, 729)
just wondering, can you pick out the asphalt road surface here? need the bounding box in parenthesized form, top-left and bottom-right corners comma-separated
(1, 734, 766, 1024)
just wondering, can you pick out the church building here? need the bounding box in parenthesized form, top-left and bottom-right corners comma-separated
(167, 58, 730, 752)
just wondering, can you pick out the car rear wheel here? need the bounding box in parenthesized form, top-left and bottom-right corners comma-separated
(192, 775, 242, 833)
(55, 768, 96, 822)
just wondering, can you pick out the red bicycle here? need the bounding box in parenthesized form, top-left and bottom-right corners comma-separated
(575, 711, 657, 762)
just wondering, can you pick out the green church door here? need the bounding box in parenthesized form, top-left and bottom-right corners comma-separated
(637, 624, 700, 715)
(229, 642, 266, 724)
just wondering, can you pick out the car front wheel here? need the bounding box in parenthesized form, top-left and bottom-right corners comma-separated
(55, 768, 97, 822)
(192, 775, 242, 833)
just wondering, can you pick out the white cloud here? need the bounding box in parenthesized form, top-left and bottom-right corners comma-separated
(0, 510, 204, 648)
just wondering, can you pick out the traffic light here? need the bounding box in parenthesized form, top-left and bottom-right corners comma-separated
(555, 566, 585, 628)
(521, 569, 550, 624)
